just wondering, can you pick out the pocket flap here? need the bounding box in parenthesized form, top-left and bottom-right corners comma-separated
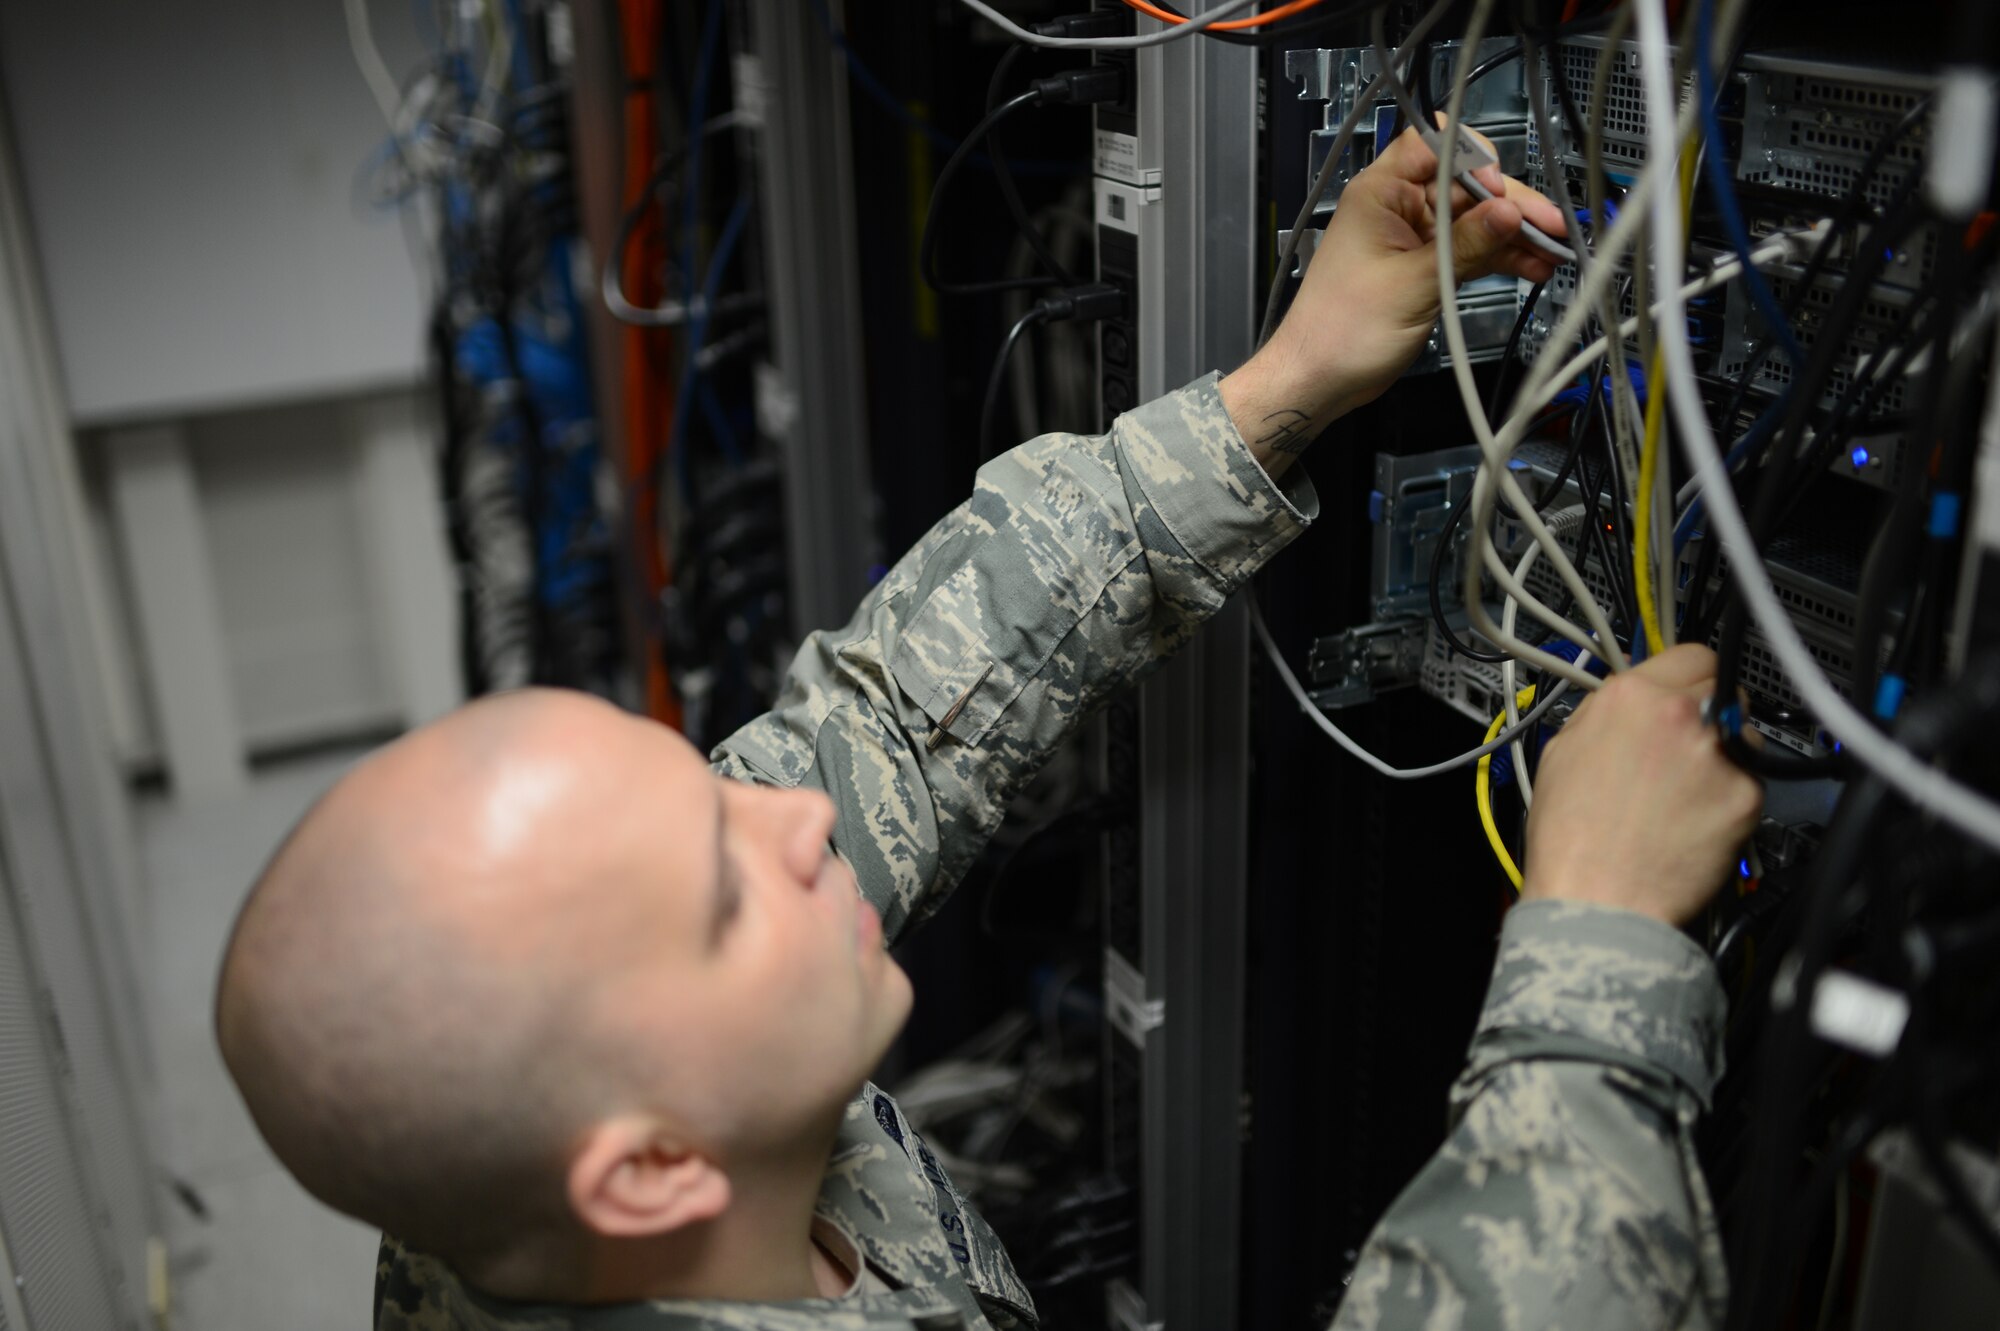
(889, 561, 1038, 747)
(889, 453, 1140, 748)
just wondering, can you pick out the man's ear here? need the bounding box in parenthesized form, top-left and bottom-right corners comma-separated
(566, 1116, 731, 1238)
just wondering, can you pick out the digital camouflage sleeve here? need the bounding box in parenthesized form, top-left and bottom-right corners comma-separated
(1330, 900, 1731, 1331)
(711, 371, 1315, 945)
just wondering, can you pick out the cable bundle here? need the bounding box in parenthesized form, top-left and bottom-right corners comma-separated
(610, 0, 783, 748)
(1229, 0, 2000, 1321)
(354, 0, 624, 699)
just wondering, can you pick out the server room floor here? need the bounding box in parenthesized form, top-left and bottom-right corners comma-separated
(138, 746, 380, 1328)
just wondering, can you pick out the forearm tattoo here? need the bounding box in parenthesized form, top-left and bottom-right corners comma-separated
(1255, 407, 1316, 455)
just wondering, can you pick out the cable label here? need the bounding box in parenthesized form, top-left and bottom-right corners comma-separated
(1092, 128, 1142, 186)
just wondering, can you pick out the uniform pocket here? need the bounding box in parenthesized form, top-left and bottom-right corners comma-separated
(889, 451, 1140, 748)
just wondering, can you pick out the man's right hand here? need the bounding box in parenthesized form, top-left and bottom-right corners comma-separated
(1221, 126, 1564, 480)
(1522, 645, 1764, 927)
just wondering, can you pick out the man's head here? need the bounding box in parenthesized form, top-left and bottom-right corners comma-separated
(215, 689, 911, 1293)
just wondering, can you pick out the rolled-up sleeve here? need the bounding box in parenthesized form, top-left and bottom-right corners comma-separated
(710, 373, 1315, 943)
(1332, 902, 1730, 1331)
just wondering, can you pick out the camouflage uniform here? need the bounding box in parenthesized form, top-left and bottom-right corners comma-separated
(376, 374, 1728, 1330)
(1330, 901, 1730, 1331)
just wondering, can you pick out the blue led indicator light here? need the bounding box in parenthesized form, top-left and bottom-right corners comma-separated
(1851, 446, 1870, 469)
(1929, 492, 1962, 540)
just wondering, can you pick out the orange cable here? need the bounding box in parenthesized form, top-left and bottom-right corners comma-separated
(617, 0, 684, 729)
(1118, 0, 1328, 32)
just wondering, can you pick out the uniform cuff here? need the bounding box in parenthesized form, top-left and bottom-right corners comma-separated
(1470, 901, 1729, 1106)
(1112, 372, 1317, 596)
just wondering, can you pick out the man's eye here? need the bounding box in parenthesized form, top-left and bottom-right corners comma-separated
(716, 851, 745, 936)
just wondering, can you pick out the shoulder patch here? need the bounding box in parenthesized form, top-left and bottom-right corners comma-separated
(873, 1093, 908, 1153)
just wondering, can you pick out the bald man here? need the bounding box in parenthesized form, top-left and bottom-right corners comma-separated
(219, 132, 1756, 1331)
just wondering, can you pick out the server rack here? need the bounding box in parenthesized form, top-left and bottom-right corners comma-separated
(1094, 19, 1261, 1330)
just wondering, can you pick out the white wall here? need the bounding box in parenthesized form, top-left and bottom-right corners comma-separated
(0, 7, 465, 1317)
(195, 397, 398, 747)
(0, 0, 431, 423)
(79, 386, 463, 774)
(0, 0, 462, 782)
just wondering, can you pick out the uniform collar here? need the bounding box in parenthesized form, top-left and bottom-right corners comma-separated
(378, 1236, 967, 1331)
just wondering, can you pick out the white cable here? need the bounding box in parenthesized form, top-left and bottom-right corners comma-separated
(345, 0, 405, 129)
(952, 0, 1265, 50)
(1364, 11, 1576, 266)
(1502, 543, 1541, 806)
(1435, 0, 1624, 692)
(1460, 79, 1714, 665)
(1446, 15, 1785, 690)
(1528, 236, 1813, 404)
(599, 113, 748, 327)
(1250, 602, 1572, 780)
(1633, 0, 2000, 852)
(1499, 509, 1588, 806)
(1440, 6, 1780, 691)
(471, 2, 516, 134)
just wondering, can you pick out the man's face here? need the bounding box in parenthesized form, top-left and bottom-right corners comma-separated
(581, 719, 914, 1148)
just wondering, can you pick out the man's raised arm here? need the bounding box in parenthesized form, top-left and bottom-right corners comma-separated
(710, 126, 1563, 945)
(708, 374, 1312, 943)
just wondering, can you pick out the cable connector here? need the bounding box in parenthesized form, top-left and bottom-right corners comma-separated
(1034, 282, 1128, 323)
(1776, 218, 1837, 264)
(1033, 11, 1129, 40)
(1031, 67, 1125, 107)
(980, 284, 1128, 461)
(1418, 119, 1498, 174)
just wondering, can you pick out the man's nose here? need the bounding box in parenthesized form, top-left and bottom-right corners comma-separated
(771, 787, 838, 884)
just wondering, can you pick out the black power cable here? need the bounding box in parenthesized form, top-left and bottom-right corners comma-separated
(981, 305, 1055, 462)
(1682, 93, 1935, 638)
(980, 283, 1128, 462)
(1711, 192, 1929, 738)
(1727, 661, 2000, 1331)
(986, 46, 1075, 289)
(1587, 378, 1638, 636)
(921, 90, 1053, 298)
(1853, 276, 1987, 715)
(1488, 279, 1546, 423)
(921, 68, 1122, 298)
(1419, 40, 1526, 126)
(1428, 487, 1513, 665)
